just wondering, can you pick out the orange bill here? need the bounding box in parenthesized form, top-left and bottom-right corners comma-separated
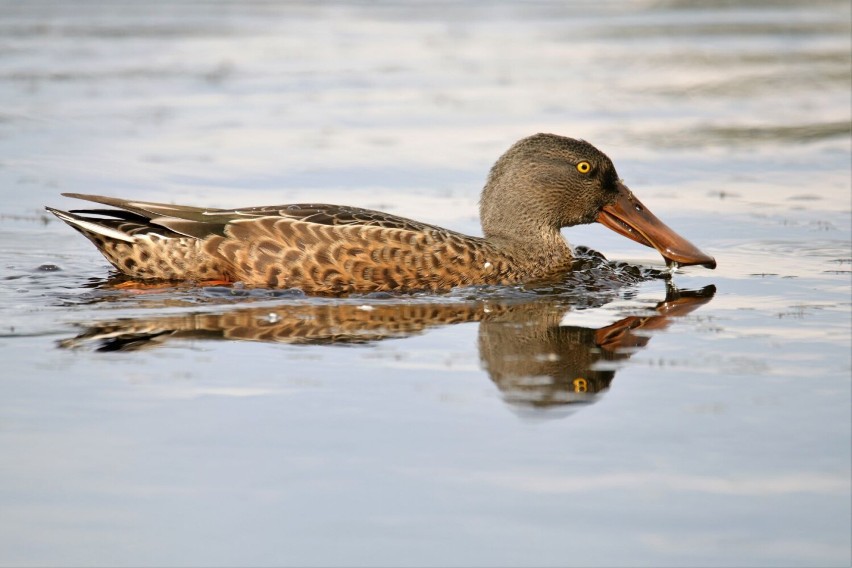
(596, 182, 716, 269)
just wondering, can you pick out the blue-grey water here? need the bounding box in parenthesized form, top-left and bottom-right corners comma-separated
(1, 2, 850, 567)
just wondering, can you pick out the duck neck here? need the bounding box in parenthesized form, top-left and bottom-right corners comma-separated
(479, 171, 574, 271)
(483, 224, 574, 270)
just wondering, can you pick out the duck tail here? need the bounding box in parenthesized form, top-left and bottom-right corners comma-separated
(45, 206, 136, 244)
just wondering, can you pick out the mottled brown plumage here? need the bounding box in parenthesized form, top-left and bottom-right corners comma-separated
(46, 133, 715, 293)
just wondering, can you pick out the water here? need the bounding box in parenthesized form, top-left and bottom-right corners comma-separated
(1, 1, 850, 566)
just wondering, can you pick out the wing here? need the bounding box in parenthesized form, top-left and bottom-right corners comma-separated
(60, 193, 447, 239)
(226, 203, 448, 233)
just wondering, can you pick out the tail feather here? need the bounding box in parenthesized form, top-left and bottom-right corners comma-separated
(45, 207, 136, 243)
(46, 203, 218, 282)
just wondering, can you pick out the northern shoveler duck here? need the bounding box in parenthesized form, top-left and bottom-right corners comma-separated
(46, 133, 716, 293)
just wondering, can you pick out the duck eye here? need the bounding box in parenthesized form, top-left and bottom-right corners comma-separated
(576, 161, 592, 174)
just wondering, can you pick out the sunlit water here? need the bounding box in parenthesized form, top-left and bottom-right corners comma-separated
(1, 2, 850, 566)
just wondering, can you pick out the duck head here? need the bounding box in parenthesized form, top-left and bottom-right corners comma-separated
(480, 133, 716, 269)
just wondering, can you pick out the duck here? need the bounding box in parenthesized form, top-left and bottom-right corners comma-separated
(46, 133, 716, 293)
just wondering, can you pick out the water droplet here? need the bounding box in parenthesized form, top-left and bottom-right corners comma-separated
(37, 264, 61, 272)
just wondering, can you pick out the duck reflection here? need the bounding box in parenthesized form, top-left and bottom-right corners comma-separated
(60, 284, 714, 411)
(478, 287, 713, 409)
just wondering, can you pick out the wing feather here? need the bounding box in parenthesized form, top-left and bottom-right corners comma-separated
(61, 194, 444, 236)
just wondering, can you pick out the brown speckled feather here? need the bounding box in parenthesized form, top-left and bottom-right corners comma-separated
(207, 215, 522, 292)
(46, 195, 534, 293)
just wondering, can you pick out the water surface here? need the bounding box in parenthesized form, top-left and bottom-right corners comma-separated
(1, 2, 850, 566)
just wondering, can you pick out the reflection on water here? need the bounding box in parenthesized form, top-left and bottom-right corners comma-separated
(60, 282, 715, 412)
(480, 285, 714, 409)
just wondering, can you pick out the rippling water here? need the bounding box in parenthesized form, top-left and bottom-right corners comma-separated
(1, 1, 850, 566)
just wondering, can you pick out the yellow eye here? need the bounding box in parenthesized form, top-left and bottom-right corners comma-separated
(576, 161, 592, 174)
